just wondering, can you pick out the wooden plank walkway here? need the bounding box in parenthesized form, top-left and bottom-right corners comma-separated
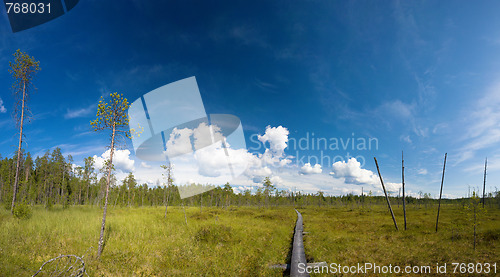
(290, 209, 309, 277)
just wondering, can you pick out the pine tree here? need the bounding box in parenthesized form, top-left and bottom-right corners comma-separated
(9, 49, 40, 213)
(91, 92, 132, 258)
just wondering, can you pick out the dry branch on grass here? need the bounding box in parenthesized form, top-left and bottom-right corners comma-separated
(32, 253, 89, 277)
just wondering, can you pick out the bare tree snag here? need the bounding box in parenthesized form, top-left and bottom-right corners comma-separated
(436, 153, 447, 232)
(374, 157, 398, 231)
(402, 151, 407, 230)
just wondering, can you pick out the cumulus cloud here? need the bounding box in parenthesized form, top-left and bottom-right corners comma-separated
(165, 123, 292, 185)
(155, 123, 294, 190)
(247, 166, 272, 183)
(165, 127, 194, 157)
(193, 142, 232, 177)
(0, 98, 6, 113)
(384, 182, 401, 192)
(300, 163, 322, 174)
(141, 161, 151, 168)
(257, 126, 292, 168)
(258, 126, 289, 156)
(270, 175, 284, 186)
(329, 158, 401, 192)
(165, 123, 228, 160)
(93, 149, 135, 172)
(193, 122, 224, 150)
(330, 158, 379, 185)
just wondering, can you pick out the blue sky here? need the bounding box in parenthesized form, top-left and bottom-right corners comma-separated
(1, 0, 500, 198)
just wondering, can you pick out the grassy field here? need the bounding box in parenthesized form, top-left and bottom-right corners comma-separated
(302, 204, 500, 276)
(0, 204, 499, 276)
(0, 206, 295, 276)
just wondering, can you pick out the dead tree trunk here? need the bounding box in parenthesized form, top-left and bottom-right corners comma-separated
(164, 187, 171, 218)
(482, 157, 487, 208)
(182, 201, 188, 225)
(402, 151, 407, 230)
(435, 153, 447, 232)
(374, 157, 398, 231)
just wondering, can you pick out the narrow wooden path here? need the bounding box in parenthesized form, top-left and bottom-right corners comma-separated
(270, 209, 325, 275)
(290, 209, 309, 277)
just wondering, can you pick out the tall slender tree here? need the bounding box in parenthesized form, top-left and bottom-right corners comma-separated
(91, 92, 132, 258)
(9, 49, 40, 213)
(161, 163, 173, 218)
(402, 151, 407, 230)
(263, 177, 274, 208)
(83, 156, 95, 204)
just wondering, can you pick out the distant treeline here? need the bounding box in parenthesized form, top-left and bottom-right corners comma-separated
(1, 148, 499, 209)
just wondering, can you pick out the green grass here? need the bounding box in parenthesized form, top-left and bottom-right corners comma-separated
(301, 204, 500, 276)
(1, 204, 499, 276)
(0, 205, 295, 276)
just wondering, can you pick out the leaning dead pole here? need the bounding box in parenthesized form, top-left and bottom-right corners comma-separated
(374, 157, 399, 231)
(402, 151, 407, 230)
(482, 157, 487, 208)
(435, 153, 447, 232)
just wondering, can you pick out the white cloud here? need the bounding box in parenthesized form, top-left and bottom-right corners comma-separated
(71, 163, 80, 174)
(328, 158, 401, 193)
(270, 175, 284, 186)
(0, 98, 6, 113)
(231, 185, 254, 194)
(193, 142, 233, 177)
(167, 123, 293, 185)
(260, 149, 292, 167)
(247, 166, 272, 183)
(193, 122, 224, 150)
(385, 182, 401, 192)
(256, 126, 292, 169)
(140, 161, 151, 168)
(258, 126, 289, 156)
(93, 149, 135, 172)
(330, 157, 379, 185)
(135, 124, 296, 191)
(164, 127, 194, 157)
(300, 163, 322, 174)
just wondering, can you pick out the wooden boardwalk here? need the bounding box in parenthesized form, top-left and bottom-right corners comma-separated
(290, 209, 309, 277)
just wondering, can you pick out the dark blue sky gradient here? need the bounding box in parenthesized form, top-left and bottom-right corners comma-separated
(1, 0, 500, 196)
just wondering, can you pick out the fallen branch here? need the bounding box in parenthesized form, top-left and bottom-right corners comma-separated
(32, 248, 91, 277)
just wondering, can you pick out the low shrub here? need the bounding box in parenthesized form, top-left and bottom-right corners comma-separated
(13, 202, 32, 219)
